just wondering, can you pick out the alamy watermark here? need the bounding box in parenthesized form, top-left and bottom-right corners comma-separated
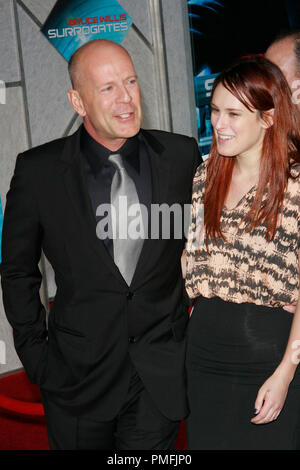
(291, 79, 300, 105)
(291, 340, 300, 365)
(94, 199, 207, 247)
(0, 80, 6, 104)
(0, 340, 6, 364)
(95, 199, 194, 241)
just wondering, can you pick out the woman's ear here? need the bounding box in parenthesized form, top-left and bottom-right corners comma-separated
(261, 108, 274, 129)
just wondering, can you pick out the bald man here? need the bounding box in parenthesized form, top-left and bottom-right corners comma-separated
(266, 31, 300, 109)
(0, 40, 201, 449)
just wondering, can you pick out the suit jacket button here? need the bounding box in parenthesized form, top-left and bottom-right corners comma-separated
(127, 292, 134, 300)
(128, 336, 137, 343)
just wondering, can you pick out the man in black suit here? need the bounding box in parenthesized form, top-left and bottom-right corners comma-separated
(0, 39, 200, 449)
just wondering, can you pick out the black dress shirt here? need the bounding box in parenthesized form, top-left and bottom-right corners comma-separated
(80, 126, 152, 257)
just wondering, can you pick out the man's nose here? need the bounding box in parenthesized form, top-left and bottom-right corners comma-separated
(117, 85, 132, 103)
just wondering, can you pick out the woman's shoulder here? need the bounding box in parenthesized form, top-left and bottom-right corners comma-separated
(194, 158, 209, 181)
(192, 159, 208, 200)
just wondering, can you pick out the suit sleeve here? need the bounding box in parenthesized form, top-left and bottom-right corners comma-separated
(182, 137, 202, 307)
(0, 153, 48, 385)
(191, 137, 202, 175)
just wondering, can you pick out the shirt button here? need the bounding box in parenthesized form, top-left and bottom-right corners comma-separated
(127, 292, 134, 300)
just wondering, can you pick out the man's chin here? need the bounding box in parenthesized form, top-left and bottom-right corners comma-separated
(117, 126, 141, 139)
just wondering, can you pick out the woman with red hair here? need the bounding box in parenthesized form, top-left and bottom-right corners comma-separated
(184, 56, 300, 449)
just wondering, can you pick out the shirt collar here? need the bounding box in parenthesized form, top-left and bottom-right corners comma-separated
(80, 126, 140, 176)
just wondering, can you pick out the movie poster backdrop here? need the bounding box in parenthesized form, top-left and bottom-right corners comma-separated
(188, 0, 300, 157)
(42, 0, 132, 61)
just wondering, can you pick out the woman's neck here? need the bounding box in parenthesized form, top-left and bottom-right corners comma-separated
(234, 152, 261, 180)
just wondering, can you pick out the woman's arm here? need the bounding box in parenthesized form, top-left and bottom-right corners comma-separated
(251, 251, 300, 424)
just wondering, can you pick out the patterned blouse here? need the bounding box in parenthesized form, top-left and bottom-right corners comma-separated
(185, 160, 300, 307)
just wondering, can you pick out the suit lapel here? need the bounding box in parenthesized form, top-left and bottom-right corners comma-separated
(58, 126, 127, 286)
(130, 130, 170, 288)
(58, 127, 170, 288)
(141, 130, 170, 205)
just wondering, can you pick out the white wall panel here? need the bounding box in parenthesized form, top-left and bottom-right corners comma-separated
(17, 4, 74, 147)
(0, 0, 20, 82)
(120, 0, 152, 45)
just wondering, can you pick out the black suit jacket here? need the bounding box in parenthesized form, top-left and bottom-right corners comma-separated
(0, 126, 201, 420)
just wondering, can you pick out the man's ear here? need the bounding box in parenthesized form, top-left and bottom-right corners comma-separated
(67, 89, 86, 117)
(261, 108, 274, 129)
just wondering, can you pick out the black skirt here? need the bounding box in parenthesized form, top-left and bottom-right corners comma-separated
(186, 296, 300, 450)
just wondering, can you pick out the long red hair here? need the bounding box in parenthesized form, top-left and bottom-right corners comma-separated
(205, 56, 300, 245)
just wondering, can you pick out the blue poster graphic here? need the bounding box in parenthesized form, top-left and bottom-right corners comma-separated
(42, 0, 132, 61)
(194, 72, 218, 157)
(188, 0, 300, 157)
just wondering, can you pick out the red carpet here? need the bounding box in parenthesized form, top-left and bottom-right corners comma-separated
(0, 370, 186, 450)
(0, 371, 49, 450)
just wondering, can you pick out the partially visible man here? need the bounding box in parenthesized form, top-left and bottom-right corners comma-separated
(266, 31, 300, 315)
(0, 39, 201, 450)
(266, 31, 300, 108)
